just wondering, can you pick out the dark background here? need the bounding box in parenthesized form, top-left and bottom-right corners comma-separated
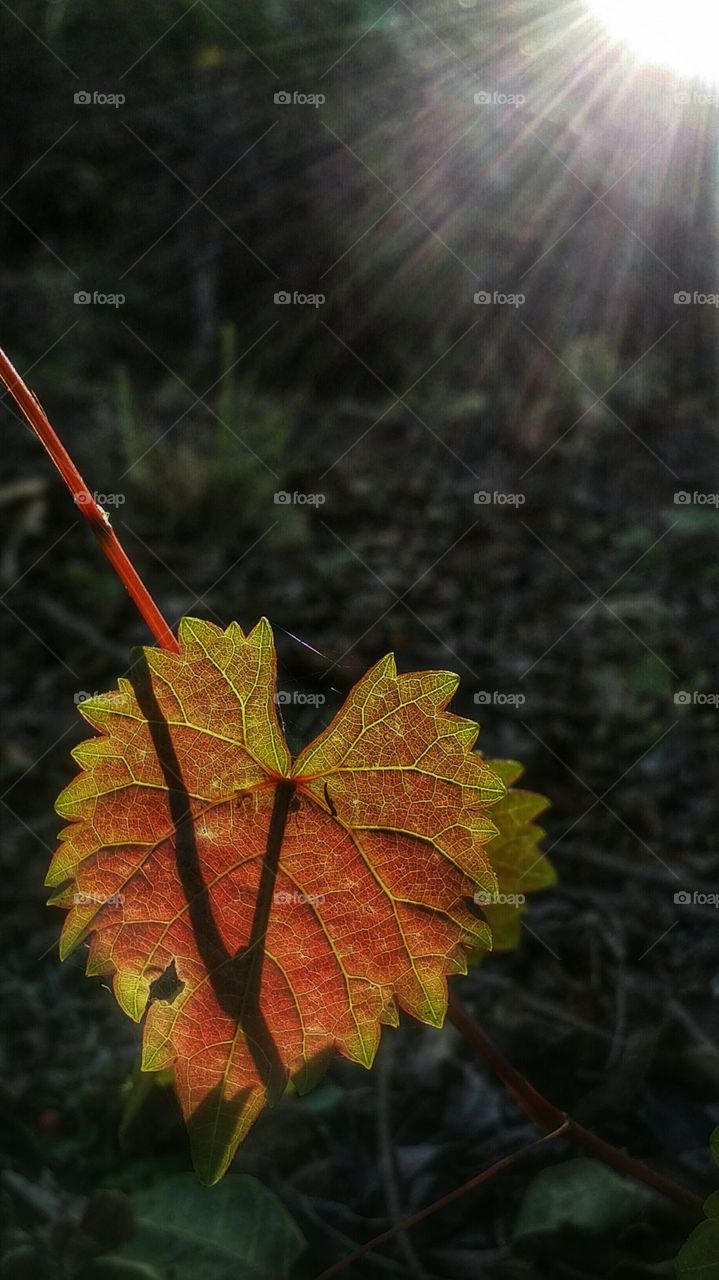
(1, 2, 718, 1277)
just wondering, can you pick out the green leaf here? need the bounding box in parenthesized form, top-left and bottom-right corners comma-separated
(480, 759, 553, 951)
(79, 1262, 161, 1280)
(102, 1174, 304, 1280)
(677, 1128, 719, 1278)
(676, 1221, 719, 1278)
(513, 1158, 654, 1240)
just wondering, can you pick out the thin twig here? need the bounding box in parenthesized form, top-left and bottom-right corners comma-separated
(376, 1040, 425, 1280)
(447, 991, 704, 1219)
(314, 1122, 570, 1280)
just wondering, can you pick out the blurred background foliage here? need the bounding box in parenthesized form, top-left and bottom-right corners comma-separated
(1, 1, 718, 1277)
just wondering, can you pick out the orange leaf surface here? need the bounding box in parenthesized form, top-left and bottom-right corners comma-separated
(48, 617, 547, 1183)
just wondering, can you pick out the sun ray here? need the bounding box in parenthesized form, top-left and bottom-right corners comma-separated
(588, 0, 719, 84)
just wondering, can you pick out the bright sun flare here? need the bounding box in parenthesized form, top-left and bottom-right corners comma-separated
(588, 0, 719, 84)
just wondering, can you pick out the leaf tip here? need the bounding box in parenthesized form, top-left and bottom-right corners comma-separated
(376, 652, 397, 679)
(248, 616, 274, 644)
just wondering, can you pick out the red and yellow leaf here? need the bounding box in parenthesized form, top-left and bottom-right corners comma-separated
(48, 617, 550, 1183)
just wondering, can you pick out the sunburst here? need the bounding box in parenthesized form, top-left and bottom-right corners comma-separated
(587, 0, 719, 83)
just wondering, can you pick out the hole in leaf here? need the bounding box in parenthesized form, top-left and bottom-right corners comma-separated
(148, 959, 185, 1005)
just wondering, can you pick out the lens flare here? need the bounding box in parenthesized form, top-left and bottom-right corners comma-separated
(588, 0, 719, 83)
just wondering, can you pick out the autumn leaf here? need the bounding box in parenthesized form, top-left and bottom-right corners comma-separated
(48, 617, 550, 1184)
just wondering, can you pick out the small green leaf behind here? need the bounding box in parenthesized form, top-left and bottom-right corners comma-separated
(676, 1128, 719, 1279)
(85, 1174, 304, 1280)
(477, 759, 554, 951)
(513, 1158, 655, 1241)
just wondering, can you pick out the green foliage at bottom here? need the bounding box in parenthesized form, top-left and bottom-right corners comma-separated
(88, 1174, 304, 1280)
(676, 1130, 719, 1278)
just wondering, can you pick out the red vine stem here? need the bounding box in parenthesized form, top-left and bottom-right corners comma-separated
(0, 345, 179, 653)
(447, 991, 704, 1218)
(314, 1122, 570, 1280)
